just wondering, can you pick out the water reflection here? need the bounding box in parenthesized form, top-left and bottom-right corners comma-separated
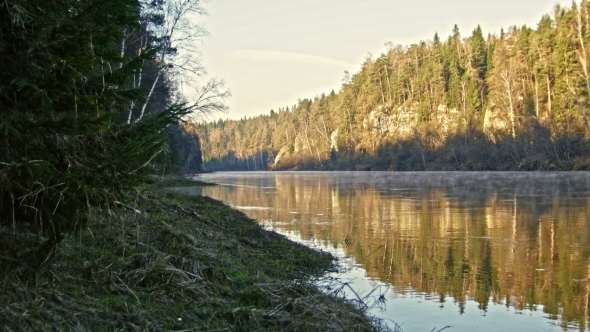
(186, 172, 590, 331)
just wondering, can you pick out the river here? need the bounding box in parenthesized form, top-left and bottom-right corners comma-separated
(178, 171, 590, 331)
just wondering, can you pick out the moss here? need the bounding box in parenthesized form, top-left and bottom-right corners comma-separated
(0, 179, 388, 331)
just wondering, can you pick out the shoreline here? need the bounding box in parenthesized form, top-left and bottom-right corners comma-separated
(0, 177, 388, 331)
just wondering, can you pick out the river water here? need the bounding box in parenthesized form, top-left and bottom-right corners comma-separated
(181, 171, 590, 331)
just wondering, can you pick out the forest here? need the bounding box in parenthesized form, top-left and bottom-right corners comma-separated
(199, 1, 590, 171)
(0, 0, 227, 257)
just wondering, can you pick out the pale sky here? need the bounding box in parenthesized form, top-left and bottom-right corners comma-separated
(198, 0, 562, 120)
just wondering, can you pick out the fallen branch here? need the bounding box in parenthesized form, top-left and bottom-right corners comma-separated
(114, 201, 141, 214)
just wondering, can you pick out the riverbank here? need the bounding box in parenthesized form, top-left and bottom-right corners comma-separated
(0, 177, 388, 331)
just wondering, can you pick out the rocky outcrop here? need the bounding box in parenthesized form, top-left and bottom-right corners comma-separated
(273, 146, 290, 169)
(363, 104, 462, 140)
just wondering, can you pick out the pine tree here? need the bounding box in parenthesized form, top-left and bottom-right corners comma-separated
(471, 25, 488, 80)
(552, 4, 580, 131)
(445, 25, 465, 110)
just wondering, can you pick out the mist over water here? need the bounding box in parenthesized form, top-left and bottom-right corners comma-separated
(181, 171, 590, 331)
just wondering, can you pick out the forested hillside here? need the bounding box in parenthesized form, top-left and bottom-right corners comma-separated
(199, 2, 590, 171)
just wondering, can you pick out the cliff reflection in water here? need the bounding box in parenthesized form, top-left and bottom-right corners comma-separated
(197, 172, 590, 330)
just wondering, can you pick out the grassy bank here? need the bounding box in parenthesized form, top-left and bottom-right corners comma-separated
(0, 177, 387, 331)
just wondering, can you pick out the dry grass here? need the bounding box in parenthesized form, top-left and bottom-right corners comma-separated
(0, 178, 389, 331)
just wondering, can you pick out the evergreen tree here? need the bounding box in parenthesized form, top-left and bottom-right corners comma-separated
(553, 5, 580, 131)
(445, 26, 465, 110)
(471, 25, 488, 80)
(0, 0, 187, 259)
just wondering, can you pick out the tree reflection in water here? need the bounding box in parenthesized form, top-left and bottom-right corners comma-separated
(188, 171, 590, 331)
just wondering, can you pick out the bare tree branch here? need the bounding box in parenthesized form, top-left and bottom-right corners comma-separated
(184, 77, 231, 120)
(134, 0, 229, 122)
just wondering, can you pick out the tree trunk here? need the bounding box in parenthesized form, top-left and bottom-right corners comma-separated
(120, 36, 126, 68)
(378, 75, 385, 104)
(546, 74, 552, 120)
(575, 6, 590, 129)
(501, 70, 517, 139)
(534, 76, 539, 119)
(384, 65, 392, 103)
(137, 68, 162, 122)
(461, 81, 467, 120)
(127, 34, 147, 123)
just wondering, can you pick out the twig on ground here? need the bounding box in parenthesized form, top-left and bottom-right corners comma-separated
(114, 201, 141, 214)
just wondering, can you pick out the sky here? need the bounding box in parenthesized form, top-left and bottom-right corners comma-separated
(196, 0, 563, 120)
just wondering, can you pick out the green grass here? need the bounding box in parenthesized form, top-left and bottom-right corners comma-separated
(0, 178, 388, 331)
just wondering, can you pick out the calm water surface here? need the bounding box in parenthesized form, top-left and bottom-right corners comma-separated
(183, 171, 590, 331)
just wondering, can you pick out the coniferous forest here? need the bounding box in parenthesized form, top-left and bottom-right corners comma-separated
(199, 2, 590, 171)
(0, 0, 227, 255)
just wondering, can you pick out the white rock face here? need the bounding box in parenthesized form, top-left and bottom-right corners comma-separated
(483, 106, 510, 141)
(330, 130, 339, 151)
(363, 104, 462, 140)
(273, 146, 290, 168)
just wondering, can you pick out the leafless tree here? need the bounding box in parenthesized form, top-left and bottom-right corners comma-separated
(128, 0, 229, 123)
(184, 77, 231, 121)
